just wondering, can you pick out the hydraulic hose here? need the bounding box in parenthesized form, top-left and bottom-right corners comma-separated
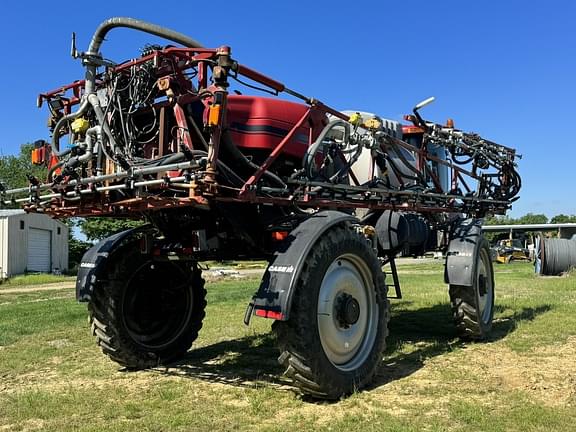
(85, 17, 203, 105)
(47, 160, 65, 182)
(77, 18, 282, 191)
(221, 131, 286, 188)
(88, 94, 119, 152)
(50, 100, 89, 156)
(304, 119, 350, 180)
(540, 237, 576, 276)
(386, 138, 427, 185)
(52, 125, 100, 181)
(87, 17, 203, 55)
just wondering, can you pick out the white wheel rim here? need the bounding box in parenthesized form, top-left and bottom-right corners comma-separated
(477, 249, 494, 324)
(317, 253, 379, 371)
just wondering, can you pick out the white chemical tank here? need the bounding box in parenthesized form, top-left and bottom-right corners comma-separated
(340, 111, 418, 189)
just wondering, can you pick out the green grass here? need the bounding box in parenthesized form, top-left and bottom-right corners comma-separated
(202, 260, 268, 269)
(1, 262, 575, 431)
(0, 273, 74, 287)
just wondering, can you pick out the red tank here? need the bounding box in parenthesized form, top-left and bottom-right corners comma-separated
(226, 95, 326, 159)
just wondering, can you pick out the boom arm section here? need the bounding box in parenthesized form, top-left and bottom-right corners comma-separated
(1, 18, 520, 219)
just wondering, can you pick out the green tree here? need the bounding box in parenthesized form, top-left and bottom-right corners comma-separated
(1, 144, 144, 243)
(483, 215, 515, 225)
(78, 217, 145, 242)
(516, 213, 548, 225)
(0, 143, 47, 207)
(550, 214, 576, 224)
(61, 219, 92, 272)
(483, 213, 547, 243)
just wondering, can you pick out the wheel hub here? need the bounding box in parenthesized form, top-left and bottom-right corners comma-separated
(336, 293, 360, 328)
(317, 254, 379, 370)
(123, 262, 193, 349)
(478, 274, 487, 296)
(477, 249, 494, 325)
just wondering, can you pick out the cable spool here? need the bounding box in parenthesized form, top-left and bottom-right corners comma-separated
(539, 236, 576, 276)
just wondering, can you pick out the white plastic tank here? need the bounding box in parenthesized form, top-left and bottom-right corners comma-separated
(339, 111, 418, 189)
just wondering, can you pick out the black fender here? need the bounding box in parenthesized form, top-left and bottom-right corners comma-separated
(444, 218, 485, 286)
(251, 210, 358, 321)
(76, 225, 153, 302)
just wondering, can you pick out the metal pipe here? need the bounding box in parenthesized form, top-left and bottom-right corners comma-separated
(6, 175, 189, 205)
(2, 185, 46, 195)
(79, 126, 100, 163)
(88, 94, 118, 151)
(134, 176, 186, 187)
(133, 160, 200, 175)
(2, 160, 200, 199)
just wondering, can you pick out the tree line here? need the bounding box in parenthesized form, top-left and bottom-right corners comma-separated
(484, 213, 576, 225)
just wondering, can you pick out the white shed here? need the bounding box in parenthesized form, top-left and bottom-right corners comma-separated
(0, 210, 68, 278)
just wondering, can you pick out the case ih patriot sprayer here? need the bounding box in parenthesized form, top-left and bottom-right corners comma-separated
(2, 18, 521, 398)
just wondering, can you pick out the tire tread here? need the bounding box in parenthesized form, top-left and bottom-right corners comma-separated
(273, 225, 389, 399)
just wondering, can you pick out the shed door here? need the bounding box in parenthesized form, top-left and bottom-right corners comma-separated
(27, 228, 51, 272)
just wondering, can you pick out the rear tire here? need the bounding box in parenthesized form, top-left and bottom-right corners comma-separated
(449, 239, 494, 340)
(273, 225, 389, 399)
(88, 245, 206, 368)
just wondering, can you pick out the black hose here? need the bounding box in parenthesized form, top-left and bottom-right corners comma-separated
(159, 152, 186, 166)
(186, 148, 244, 186)
(84, 17, 204, 101)
(146, 149, 243, 187)
(82, 18, 283, 190)
(48, 160, 66, 182)
(304, 119, 350, 180)
(540, 238, 576, 275)
(387, 139, 427, 184)
(221, 131, 286, 188)
(50, 101, 88, 156)
(385, 153, 420, 184)
(187, 115, 210, 151)
(88, 17, 203, 55)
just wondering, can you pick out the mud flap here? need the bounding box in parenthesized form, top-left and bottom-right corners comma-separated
(444, 218, 484, 287)
(76, 225, 153, 302)
(248, 210, 358, 322)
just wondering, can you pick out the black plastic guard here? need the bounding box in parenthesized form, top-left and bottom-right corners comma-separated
(444, 218, 484, 287)
(76, 225, 152, 302)
(251, 210, 358, 321)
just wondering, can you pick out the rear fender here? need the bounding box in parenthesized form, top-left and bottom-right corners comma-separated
(444, 218, 484, 287)
(76, 225, 154, 302)
(251, 210, 358, 321)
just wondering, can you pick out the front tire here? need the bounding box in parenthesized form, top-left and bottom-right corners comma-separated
(449, 239, 494, 340)
(273, 225, 389, 399)
(88, 245, 206, 368)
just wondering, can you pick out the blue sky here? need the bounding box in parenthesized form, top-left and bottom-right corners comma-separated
(0, 1, 574, 218)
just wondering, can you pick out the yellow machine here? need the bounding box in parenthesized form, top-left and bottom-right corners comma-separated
(492, 238, 531, 264)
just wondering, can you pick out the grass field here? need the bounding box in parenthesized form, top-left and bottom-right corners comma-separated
(0, 273, 75, 287)
(1, 261, 575, 431)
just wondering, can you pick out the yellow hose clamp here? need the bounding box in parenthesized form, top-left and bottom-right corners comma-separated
(364, 117, 382, 130)
(348, 112, 363, 126)
(157, 77, 171, 91)
(71, 117, 90, 134)
(362, 225, 376, 237)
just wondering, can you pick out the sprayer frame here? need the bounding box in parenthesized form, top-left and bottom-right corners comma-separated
(3, 18, 517, 220)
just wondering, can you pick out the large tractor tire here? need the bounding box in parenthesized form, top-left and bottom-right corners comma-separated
(88, 245, 206, 368)
(449, 239, 494, 340)
(273, 225, 389, 399)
